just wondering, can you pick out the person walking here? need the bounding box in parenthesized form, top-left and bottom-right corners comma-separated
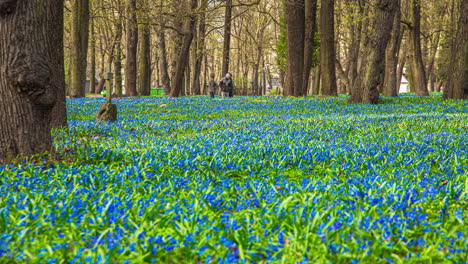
(219, 73, 233, 99)
(208, 73, 218, 99)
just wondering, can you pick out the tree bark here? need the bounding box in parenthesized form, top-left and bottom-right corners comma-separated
(445, 0, 468, 99)
(0, 0, 64, 160)
(285, 0, 305, 97)
(191, 3, 206, 95)
(158, 26, 171, 95)
(383, 1, 401, 97)
(89, 16, 96, 94)
(302, 0, 318, 96)
(69, 0, 89, 98)
(349, 0, 398, 104)
(320, 0, 337, 96)
(125, 0, 138, 96)
(138, 23, 151, 96)
(222, 0, 232, 75)
(113, 21, 123, 95)
(409, 0, 429, 96)
(169, 0, 198, 97)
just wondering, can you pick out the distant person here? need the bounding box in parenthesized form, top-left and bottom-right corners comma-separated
(208, 73, 218, 99)
(219, 73, 233, 99)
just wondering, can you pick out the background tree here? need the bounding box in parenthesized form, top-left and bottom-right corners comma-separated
(444, 0, 468, 99)
(125, 0, 138, 96)
(320, 0, 337, 96)
(69, 0, 90, 98)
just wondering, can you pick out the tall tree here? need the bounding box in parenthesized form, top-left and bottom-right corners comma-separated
(222, 0, 233, 75)
(158, 26, 171, 95)
(125, 0, 138, 96)
(408, 0, 429, 96)
(320, 0, 338, 96)
(69, 0, 90, 98)
(444, 0, 468, 99)
(114, 21, 124, 95)
(89, 15, 96, 94)
(302, 0, 318, 96)
(170, 0, 199, 97)
(383, 0, 402, 97)
(191, 1, 207, 95)
(284, 0, 305, 97)
(138, 17, 151, 96)
(349, 0, 398, 103)
(0, 0, 64, 160)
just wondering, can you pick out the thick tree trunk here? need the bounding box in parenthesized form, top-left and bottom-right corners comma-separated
(0, 0, 63, 160)
(125, 0, 138, 96)
(69, 0, 89, 98)
(302, 0, 318, 96)
(383, 2, 402, 97)
(320, 0, 337, 96)
(170, 0, 198, 97)
(349, 0, 398, 104)
(158, 27, 171, 95)
(138, 24, 151, 96)
(445, 0, 468, 99)
(222, 0, 232, 75)
(285, 0, 305, 97)
(409, 0, 429, 96)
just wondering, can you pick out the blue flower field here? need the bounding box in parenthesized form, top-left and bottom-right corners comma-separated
(0, 95, 467, 263)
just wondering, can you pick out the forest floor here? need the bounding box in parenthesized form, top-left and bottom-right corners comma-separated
(0, 95, 467, 263)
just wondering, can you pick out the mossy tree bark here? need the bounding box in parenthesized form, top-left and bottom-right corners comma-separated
(0, 0, 64, 160)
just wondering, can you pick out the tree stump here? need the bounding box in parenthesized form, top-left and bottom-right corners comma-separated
(96, 103, 117, 122)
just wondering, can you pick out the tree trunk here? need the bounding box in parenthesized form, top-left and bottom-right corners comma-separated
(347, 2, 364, 95)
(0, 0, 64, 160)
(125, 0, 138, 96)
(349, 0, 398, 104)
(158, 27, 171, 95)
(114, 21, 123, 95)
(302, 0, 318, 96)
(312, 64, 321, 95)
(320, 0, 337, 96)
(285, 0, 305, 96)
(222, 0, 232, 75)
(383, 1, 401, 97)
(89, 16, 96, 94)
(69, 0, 89, 98)
(138, 23, 151, 96)
(170, 0, 198, 97)
(191, 3, 206, 95)
(409, 0, 429, 96)
(445, 0, 468, 99)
